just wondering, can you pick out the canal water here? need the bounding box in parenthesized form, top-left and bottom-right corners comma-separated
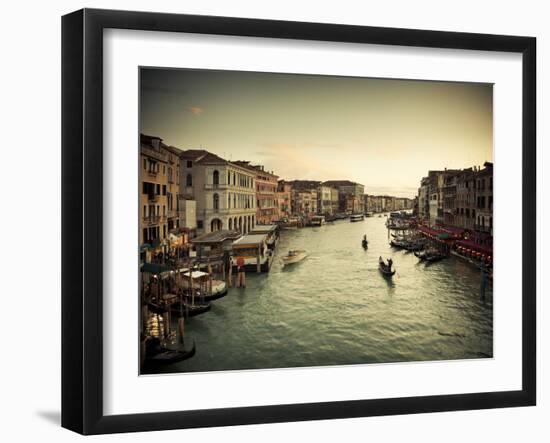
(161, 216, 493, 374)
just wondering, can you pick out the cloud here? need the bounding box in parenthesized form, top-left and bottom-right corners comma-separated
(189, 106, 204, 115)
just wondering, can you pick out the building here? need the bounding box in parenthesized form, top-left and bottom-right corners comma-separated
(475, 162, 493, 235)
(455, 168, 476, 231)
(286, 180, 320, 217)
(329, 187, 340, 215)
(276, 180, 292, 219)
(234, 161, 279, 225)
(179, 150, 257, 234)
(140, 134, 170, 247)
(177, 196, 197, 230)
(164, 145, 182, 233)
(317, 185, 336, 215)
(417, 164, 493, 240)
(322, 180, 365, 213)
(418, 176, 430, 221)
(442, 172, 458, 226)
(292, 189, 318, 216)
(365, 194, 383, 213)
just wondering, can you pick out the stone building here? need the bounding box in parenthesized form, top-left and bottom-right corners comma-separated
(179, 150, 257, 234)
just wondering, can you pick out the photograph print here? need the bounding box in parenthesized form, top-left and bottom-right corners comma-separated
(138, 68, 493, 375)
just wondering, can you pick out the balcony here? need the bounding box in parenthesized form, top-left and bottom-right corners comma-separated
(204, 183, 228, 190)
(168, 209, 178, 218)
(147, 193, 160, 202)
(142, 215, 161, 225)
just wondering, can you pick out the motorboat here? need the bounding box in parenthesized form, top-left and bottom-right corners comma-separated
(281, 250, 307, 266)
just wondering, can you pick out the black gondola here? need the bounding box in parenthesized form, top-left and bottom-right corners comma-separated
(378, 257, 396, 277)
(142, 337, 196, 372)
(170, 301, 211, 317)
(362, 239, 369, 249)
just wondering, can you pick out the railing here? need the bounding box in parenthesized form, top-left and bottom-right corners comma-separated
(142, 215, 161, 225)
(204, 183, 228, 190)
(148, 193, 160, 202)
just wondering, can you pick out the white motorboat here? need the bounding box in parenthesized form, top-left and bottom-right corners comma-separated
(281, 250, 308, 266)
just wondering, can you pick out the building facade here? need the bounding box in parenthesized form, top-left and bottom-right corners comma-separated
(455, 168, 476, 231)
(234, 162, 279, 225)
(179, 150, 257, 234)
(323, 180, 365, 214)
(276, 180, 292, 219)
(317, 185, 336, 215)
(140, 134, 170, 246)
(475, 162, 493, 235)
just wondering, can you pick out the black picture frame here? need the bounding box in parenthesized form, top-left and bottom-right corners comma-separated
(62, 8, 536, 435)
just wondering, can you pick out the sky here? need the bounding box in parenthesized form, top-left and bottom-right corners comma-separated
(140, 68, 493, 198)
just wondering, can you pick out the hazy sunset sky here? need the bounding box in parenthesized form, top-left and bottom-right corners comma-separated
(140, 68, 493, 198)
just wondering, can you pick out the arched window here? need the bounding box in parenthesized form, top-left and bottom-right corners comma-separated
(186, 173, 192, 187)
(213, 170, 219, 186)
(229, 218, 232, 230)
(213, 193, 219, 211)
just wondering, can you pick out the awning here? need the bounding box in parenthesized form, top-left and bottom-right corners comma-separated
(455, 240, 493, 256)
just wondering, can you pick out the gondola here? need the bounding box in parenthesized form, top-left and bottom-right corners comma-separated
(142, 337, 196, 372)
(378, 257, 396, 277)
(425, 253, 446, 263)
(170, 300, 211, 317)
(362, 239, 369, 249)
(414, 250, 427, 261)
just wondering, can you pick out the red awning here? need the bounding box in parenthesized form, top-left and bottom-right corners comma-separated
(455, 240, 492, 256)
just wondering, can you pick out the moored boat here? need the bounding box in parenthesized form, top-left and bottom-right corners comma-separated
(350, 214, 365, 222)
(309, 215, 326, 226)
(142, 337, 196, 372)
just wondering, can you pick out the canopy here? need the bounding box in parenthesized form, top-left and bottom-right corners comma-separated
(182, 270, 209, 280)
(455, 240, 493, 256)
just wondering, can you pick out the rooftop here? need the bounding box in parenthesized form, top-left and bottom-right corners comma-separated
(191, 229, 242, 244)
(232, 233, 268, 246)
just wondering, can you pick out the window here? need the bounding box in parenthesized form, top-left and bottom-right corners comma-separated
(187, 160, 193, 168)
(162, 185, 166, 195)
(186, 174, 192, 187)
(213, 193, 219, 210)
(197, 220, 204, 229)
(143, 159, 146, 169)
(213, 170, 219, 186)
(156, 184, 160, 194)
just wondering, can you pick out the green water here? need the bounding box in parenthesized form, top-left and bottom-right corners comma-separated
(159, 216, 493, 373)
